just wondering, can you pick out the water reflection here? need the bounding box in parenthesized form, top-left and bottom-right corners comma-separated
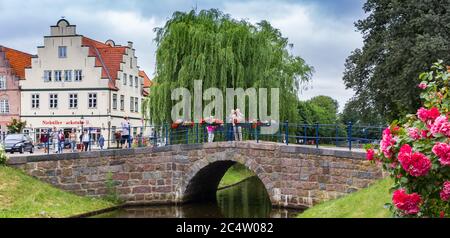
(93, 177, 303, 218)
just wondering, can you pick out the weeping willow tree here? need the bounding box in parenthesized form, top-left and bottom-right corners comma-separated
(143, 9, 313, 124)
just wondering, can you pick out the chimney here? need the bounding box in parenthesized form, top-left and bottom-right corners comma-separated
(127, 41, 133, 48)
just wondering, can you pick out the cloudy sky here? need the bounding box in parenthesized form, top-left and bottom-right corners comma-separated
(0, 0, 367, 111)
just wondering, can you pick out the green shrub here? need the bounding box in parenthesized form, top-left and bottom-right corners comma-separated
(104, 172, 122, 204)
(0, 145, 8, 166)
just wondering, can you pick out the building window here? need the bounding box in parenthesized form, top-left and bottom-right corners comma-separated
(44, 70, 52, 82)
(123, 73, 127, 85)
(55, 70, 62, 82)
(64, 70, 72, 82)
(49, 94, 58, 109)
(88, 93, 97, 108)
(0, 76, 6, 90)
(0, 99, 9, 114)
(129, 75, 133, 87)
(135, 76, 138, 88)
(134, 97, 139, 113)
(58, 46, 67, 58)
(130, 97, 134, 112)
(120, 95, 124, 111)
(74, 70, 82, 81)
(69, 94, 78, 109)
(112, 94, 117, 110)
(31, 94, 40, 109)
(130, 57, 133, 69)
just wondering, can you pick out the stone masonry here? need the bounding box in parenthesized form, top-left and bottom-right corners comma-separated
(7, 142, 383, 208)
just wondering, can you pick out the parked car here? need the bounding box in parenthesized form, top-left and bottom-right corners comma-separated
(3, 134, 34, 154)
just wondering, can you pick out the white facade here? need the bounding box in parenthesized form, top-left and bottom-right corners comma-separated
(21, 19, 147, 143)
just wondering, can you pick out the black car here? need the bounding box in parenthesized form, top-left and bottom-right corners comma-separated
(3, 134, 34, 154)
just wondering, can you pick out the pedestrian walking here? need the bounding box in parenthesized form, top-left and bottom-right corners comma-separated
(82, 130, 90, 152)
(121, 116, 131, 148)
(50, 127, 59, 153)
(69, 129, 77, 152)
(40, 130, 49, 153)
(114, 130, 121, 149)
(58, 130, 65, 154)
(98, 134, 105, 150)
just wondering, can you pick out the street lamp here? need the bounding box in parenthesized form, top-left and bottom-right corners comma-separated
(107, 114, 111, 149)
(80, 115, 84, 132)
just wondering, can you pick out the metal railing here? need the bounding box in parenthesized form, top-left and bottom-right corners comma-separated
(6, 122, 384, 154)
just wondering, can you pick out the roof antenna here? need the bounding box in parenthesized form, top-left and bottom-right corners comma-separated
(194, 0, 198, 11)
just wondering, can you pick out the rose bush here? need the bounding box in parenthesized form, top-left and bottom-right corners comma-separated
(366, 61, 450, 217)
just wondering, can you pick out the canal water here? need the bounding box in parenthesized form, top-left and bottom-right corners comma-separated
(93, 176, 304, 218)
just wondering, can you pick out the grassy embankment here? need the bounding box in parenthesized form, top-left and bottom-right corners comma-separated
(298, 178, 393, 218)
(0, 166, 115, 218)
(0, 162, 253, 218)
(218, 163, 256, 189)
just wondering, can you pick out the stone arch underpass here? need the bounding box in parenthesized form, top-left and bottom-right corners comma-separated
(7, 141, 383, 208)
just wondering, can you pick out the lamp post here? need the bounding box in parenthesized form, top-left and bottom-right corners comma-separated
(107, 115, 111, 149)
(80, 115, 84, 152)
(80, 115, 84, 132)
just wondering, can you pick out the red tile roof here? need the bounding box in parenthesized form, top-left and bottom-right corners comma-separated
(82, 37, 127, 90)
(0, 46, 32, 80)
(139, 70, 152, 96)
(139, 70, 153, 88)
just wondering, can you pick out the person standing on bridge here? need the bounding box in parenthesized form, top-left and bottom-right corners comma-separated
(121, 116, 131, 149)
(233, 109, 244, 141)
(206, 117, 218, 143)
(69, 129, 77, 153)
(50, 127, 59, 153)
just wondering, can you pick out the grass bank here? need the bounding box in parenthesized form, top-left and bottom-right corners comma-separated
(298, 178, 393, 218)
(219, 163, 256, 189)
(0, 166, 115, 218)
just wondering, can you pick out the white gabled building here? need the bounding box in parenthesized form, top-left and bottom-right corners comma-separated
(21, 19, 151, 143)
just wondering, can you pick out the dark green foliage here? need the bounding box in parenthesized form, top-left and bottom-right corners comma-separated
(0, 146, 7, 166)
(7, 118, 26, 134)
(298, 96, 339, 124)
(144, 9, 313, 124)
(343, 0, 450, 123)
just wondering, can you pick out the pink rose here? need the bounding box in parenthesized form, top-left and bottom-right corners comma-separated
(398, 144, 432, 177)
(366, 149, 375, 161)
(430, 116, 450, 137)
(380, 128, 396, 159)
(393, 189, 422, 215)
(418, 83, 427, 90)
(408, 127, 421, 140)
(417, 107, 440, 124)
(440, 181, 450, 202)
(432, 142, 450, 166)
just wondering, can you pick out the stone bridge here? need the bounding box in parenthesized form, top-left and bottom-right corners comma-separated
(7, 142, 383, 208)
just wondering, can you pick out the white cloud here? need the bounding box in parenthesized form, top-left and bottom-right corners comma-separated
(0, 0, 365, 111)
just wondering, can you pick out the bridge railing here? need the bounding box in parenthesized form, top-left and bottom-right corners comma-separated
(103, 122, 384, 151)
(26, 122, 385, 154)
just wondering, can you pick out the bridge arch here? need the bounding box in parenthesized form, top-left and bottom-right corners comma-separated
(177, 149, 275, 204)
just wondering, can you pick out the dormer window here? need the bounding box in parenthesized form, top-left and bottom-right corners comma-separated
(58, 46, 67, 58)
